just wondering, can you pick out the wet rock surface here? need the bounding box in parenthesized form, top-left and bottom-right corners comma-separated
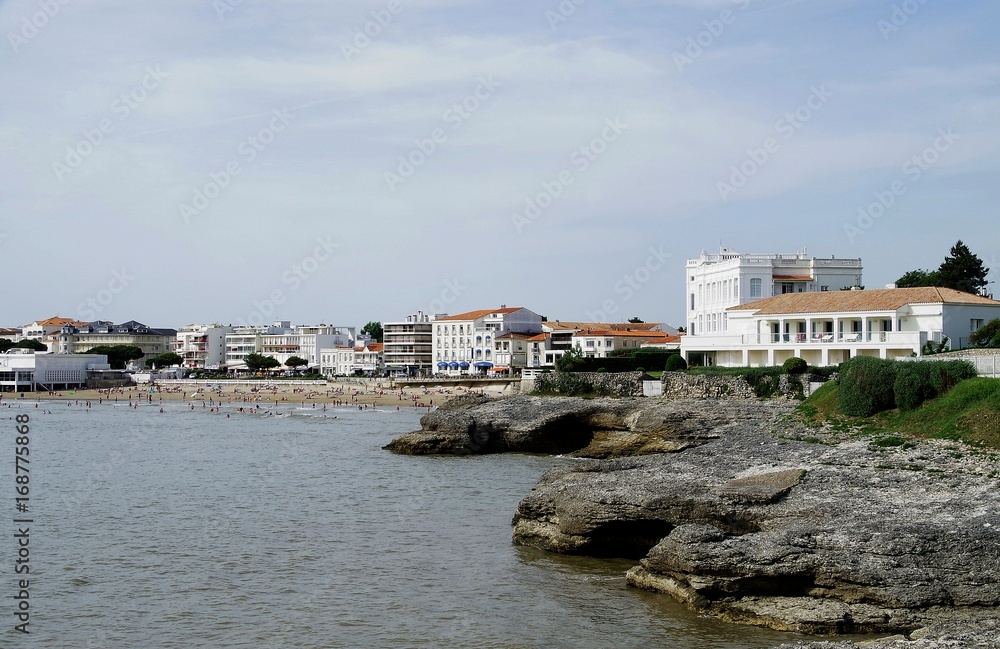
(506, 398, 1000, 637)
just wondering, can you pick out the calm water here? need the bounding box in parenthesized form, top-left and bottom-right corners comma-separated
(10, 401, 802, 648)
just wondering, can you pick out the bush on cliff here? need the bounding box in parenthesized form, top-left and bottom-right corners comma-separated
(893, 362, 937, 411)
(665, 355, 687, 371)
(838, 356, 898, 416)
(782, 357, 808, 375)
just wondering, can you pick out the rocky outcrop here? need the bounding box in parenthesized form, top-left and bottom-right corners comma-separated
(384, 394, 760, 458)
(510, 401, 1000, 636)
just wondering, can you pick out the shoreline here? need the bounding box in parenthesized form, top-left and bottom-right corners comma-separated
(0, 380, 479, 410)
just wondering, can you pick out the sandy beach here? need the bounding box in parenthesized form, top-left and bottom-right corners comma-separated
(0, 380, 491, 412)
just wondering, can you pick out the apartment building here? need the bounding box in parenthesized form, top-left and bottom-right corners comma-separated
(432, 306, 543, 374)
(383, 311, 433, 376)
(686, 247, 863, 337)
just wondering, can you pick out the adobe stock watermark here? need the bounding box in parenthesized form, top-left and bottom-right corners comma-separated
(422, 278, 467, 316)
(545, 0, 587, 30)
(586, 245, 671, 322)
(341, 0, 408, 62)
(234, 236, 339, 327)
(76, 268, 134, 321)
(52, 66, 168, 182)
(384, 75, 501, 192)
(844, 127, 959, 243)
(212, 0, 243, 21)
(7, 0, 72, 54)
(673, 0, 751, 72)
(179, 107, 294, 223)
(716, 83, 833, 202)
(878, 0, 929, 41)
(510, 117, 627, 232)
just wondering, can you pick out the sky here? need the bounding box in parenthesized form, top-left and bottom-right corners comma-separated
(1, 0, 998, 330)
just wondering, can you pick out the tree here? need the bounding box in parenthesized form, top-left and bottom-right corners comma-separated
(628, 316, 645, 323)
(896, 240, 989, 294)
(0, 338, 13, 352)
(285, 356, 308, 370)
(361, 321, 383, 342)
(555, 346, 584, 372)
(146, 352, 183, 369)
(677, 326, 687, 334)
(937, 240, 989, 294)
(896, 269, 939, 288)
(245, 353, 280, 374)
(970, 318, 1000, 348)
(83, 345, 145, 369)
(12, 339, 47, 351)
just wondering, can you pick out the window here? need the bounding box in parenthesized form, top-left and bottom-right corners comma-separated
(781, 282, 794, 294)
(586, 340, 595, 348)
(820, 285, 829, 292)
(690, 293, 695, 310)
(972, 319, 984, 332)
(750, 278, 762, 298)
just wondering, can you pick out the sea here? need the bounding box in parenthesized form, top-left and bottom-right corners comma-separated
(6, 400, 805, 648)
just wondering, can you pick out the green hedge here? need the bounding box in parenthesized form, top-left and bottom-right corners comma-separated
(840, 357, 977, 416)
(665, 355, 688, 371)
(838, 357, 898, 416)
(573, 353, 679, 373)
(782, 357, 808, 375)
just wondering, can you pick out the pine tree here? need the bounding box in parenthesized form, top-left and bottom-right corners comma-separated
(936, 240, 989, 294)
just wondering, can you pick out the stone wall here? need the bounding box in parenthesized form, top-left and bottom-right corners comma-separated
(661, 371, 810, 400)
(533, 371, 644, 397)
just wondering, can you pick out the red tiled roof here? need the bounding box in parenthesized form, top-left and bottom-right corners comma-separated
(729, 287, 1000, 315)
(435, 307, 523, 321)
(574, 330, 670, 339)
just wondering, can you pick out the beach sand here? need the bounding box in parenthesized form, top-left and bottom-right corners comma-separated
(0, 380, 488, 411)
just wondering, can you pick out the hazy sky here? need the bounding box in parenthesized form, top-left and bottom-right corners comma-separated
(2, 0, 998, 329)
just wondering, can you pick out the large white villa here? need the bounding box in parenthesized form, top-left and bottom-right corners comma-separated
(680, 287, 1000, 367)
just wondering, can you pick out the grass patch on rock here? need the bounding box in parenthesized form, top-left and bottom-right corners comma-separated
(796, 377, 1000, 449)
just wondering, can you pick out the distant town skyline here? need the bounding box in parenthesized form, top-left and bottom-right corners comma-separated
(2, 1, 997, 328)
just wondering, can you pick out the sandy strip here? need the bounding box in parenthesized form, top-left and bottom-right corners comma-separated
(0, 381, 495, 410)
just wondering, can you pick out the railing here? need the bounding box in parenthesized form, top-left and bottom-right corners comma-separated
(758, 331, 924, 345)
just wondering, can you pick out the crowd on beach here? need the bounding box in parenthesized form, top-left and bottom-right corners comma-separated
(1, 380, 495, 419)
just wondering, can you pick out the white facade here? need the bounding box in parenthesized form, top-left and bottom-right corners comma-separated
(0, 351, 110, 391)
(383, 311, 433, 376)
(571, 330, 671, 358)
(686, 247, 863, 337)
(320, 344, 384, 377)
(681, 287, 1000, 367)
(176, 324, 233, 369)
(225, 323, 354, 369)
(432, 307, 544, 374)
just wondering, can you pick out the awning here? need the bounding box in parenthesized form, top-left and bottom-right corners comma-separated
(437, 362, 449, 368)
(448, 361, 460, 369)
(459, 361, 470, 368)
(491, 366, 509, 372)
(474, 361, 493, 368)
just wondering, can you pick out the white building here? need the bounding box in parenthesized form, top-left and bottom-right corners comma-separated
(686, 247, 863, 337)
(225, 322, 355, 371)
(680, 287, 1000, 367)
(571, 329, 673, 358)
(0, 350, 111, 391)
(432, 307, 544, 375)
(320, 343, 384, 377)
(176, 324, 234, 369)
(383, 311, 433, 376)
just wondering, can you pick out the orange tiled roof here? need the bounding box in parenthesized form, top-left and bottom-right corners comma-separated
(575, 330, 670, 339)
(435, 307, 523, 321)
(366, 343, 383, 353)
(34, 316, 74, 327)
(545, 321, 662, 332)
(772, 274, 813, 281)
(729, 287, 1000, 315)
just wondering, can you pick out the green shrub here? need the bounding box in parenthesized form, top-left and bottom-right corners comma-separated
(927, 360, 977, 393)
(745, 367, 783, 398)
(782, 357, 808, 375)
(665, 355, 688, 371)
(596, 367, 606, 373)
(970, 318, 1000, 347)
(893, 362, 936, 411)
(839, 356, 898, 416)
